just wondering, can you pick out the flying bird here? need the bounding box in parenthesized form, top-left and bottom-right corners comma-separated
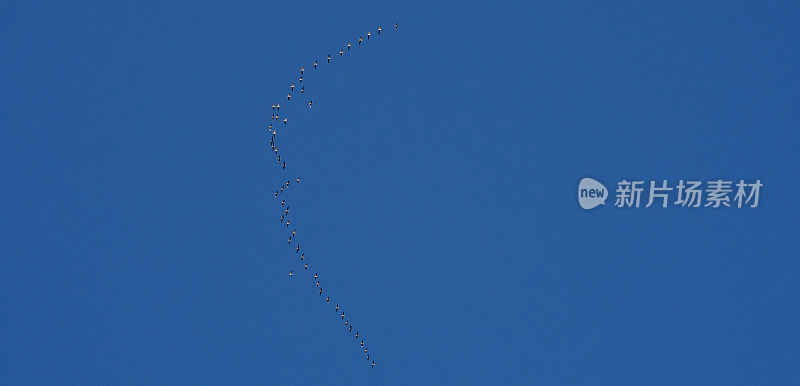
(276, 103, 280, 111)
(347, 42, 351, 50)
(367, 31, 371, 39)
(282, 161, 286, 170)
(287, 93, 291, 101)
(300, 86, 304, 94)
(314, 60, 317, 69)
(378, 25, 381, 35)
(309, 100, 312, 108)
(299, 76, 302, 83)
(327, 54, 331, 63)
(290, 83, 294, 91)
(283, 118, 287, 124)
(349, 325, 352, 332)
(339, 49, 343, 57)
(341, 312, 345, 319)
(395, 22, 398, 29)
(314, 273, 318, 280)
(358, 36, 362, 45)
(319, 287, 322, 295)
(372, 361, 374, 368)
(335, 304, 339, 312)
(296, 177, 300, 183)
(326, 296, 330, 303)
(296, 245, 300, 253)
(304, 262, 308, 270)
(288, 270, 293, 277)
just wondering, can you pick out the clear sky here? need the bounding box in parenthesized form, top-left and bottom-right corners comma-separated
(2, 1, 799, 384)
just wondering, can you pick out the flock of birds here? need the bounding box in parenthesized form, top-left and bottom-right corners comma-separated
(268, 23, 398, 369)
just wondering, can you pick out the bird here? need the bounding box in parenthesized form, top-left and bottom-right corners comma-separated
(355, 331, 359, 339)
(314, 60, 317, 69)
(358, 36, 362, 45)
(309, 100, 312, 108)
(296, 177, 301, 183)
(299, 76, 303, 83)
(296, 245, 300, 253)
(288, 270, 293, 277)
(286, 220, 290, 227)
(315, 281, 319, 287)
(335, 304, 339, 312)
(300, 66, 304, 75)
(276, 103, 280, 111)
(327, 54, 331, 63)
(360, 340, 364, 347)
(300, 253, 304, 261)
(304, 262, 308, 270)
(290, 83, 294, 91)
(288, 237, 291, 244)
(347, 42, 351, 50)
(341, 312, 345, 319)
(339, 49, 343, 57)
(275, 191, 278, 197)
(367, 31, 371, 39)
(287, 93, 291, 101)
(314, 273, 318, 280)
(364, 347, 368, 354)
(319, 287, 322, 295)
(372, 361, 374, 368)
(300, 86, 304, 94)
(283, 118, 287, 124)
(349, 325, 352, 332)
(326, 296, 330, 303)
(345, 320, 349, 326)
(272, 102, 276, 110)
(281, 200, 285, 206)
(292, 229, 296, 236)
(395, 22, 398, 30)
(366, 354, 370, 361)
(282, 161, 286, 170)
(378, 25, 381, 35)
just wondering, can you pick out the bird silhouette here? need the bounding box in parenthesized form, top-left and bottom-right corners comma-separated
(358, 36, 362, 45)
(290, 83, 294, 91)
(367, 31, 371, 39)
(304, 262, 308, 270)
(288, 270, 293, 277)
(347, 42, 351, 50)
(314, 60, 317, 69)
(378, 25, 381, 35)
(371, 361, 374, 368)
(309, 100, 312, 108)
(327, 54, 331, 63)
(326, 296, 330, 303)
(395, 22, 398, 29)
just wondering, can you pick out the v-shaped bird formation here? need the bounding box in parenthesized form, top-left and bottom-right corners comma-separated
(268, 23, 398, 369)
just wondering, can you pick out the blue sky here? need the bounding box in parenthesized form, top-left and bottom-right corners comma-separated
(2, 1, 799, 384)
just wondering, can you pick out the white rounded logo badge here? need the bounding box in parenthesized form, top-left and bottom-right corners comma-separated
(578, 177, 608, 210)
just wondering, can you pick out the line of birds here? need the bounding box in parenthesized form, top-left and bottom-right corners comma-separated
(269, 23, 398, 369)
